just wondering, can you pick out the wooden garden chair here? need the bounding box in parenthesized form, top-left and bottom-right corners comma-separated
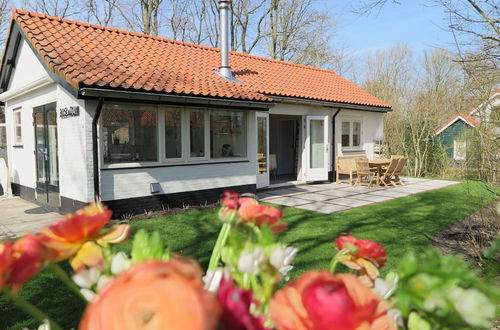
(380, 158, 400, 187)
(336, 155, 366, 185)
(354, 158, 375, 187)
(390, 157, 407, 186)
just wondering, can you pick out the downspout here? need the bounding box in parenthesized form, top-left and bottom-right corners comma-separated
(329, 108, 341, 182)
(92, 97, 104, 201)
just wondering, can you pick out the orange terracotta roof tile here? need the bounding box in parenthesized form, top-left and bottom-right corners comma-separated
(10, 9, 390, 108)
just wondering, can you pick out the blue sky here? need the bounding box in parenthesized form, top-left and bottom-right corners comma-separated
(323, 1, 455, 56)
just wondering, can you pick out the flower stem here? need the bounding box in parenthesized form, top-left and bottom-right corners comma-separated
(4, 288, 64, 330)
(48, 263, 87, 303)
(208, 222, 231, 271)
(329, 249, 349, 273)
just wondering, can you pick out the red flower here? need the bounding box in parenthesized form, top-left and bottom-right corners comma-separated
(221, 191, 241, 209)
(6, 234, 46, 293)
(238, 199, 286, 234)
(0, 241, 14, 290)
(270, 271, 396, 330)
(217, 276, 268, 330)
(335, 236, 386, 286)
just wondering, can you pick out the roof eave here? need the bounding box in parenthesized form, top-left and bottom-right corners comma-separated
(267, 95, 392, 112)
(79, 87, 275, 110)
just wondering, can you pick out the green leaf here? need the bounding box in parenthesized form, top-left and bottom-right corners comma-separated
(408, 312, 431, 330)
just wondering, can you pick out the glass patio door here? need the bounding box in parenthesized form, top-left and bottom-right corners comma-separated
(256, 112, 269, 188)
(34, 103, 59, 207)
(305, 115, 329, 181)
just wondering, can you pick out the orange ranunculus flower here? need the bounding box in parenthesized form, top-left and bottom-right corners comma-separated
(0, 240, 14, 290)
(80, 259, 220, 330)
(335, 236, 387, 286)
(270, 271, 396, 330)
(238, 198, 286, 234)
(39, 202, 130, 271)
(6, 234, 46, 293)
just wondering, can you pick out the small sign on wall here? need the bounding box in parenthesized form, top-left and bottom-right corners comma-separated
(60, 106, 80, 118)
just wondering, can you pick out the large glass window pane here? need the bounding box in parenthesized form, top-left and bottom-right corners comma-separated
(14, 110, 22, 144)
(310, 119, 324, 168)
(352, 122, 361, 147)
(0, 107, 5, 149)
(102, 104, 157, 164)
(210, 111, 247, 158)
(164, 108, 182, 159)
(190, 110, 205, 157)
(257, 116, 267, 174)
(341, 121, 350, 147)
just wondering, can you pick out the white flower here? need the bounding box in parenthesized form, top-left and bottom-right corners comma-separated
(80, 288, 97, 302)
(270, 245, 298, 276)
(203, 269, 225, 292)
(72, 267, 101, 288)
(111, 252, 131, 275)
(96, 275, 112, 292)
(450, 287, 495, 328)
(37, 320, 51, 330)
(238, 247, 266, 275)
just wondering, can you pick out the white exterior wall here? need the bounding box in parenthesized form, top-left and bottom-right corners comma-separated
(2, 40, 91, 205)
(268, 103, 385, 182)
(336, 109, 384, 159)
(99, 110, 257, 201)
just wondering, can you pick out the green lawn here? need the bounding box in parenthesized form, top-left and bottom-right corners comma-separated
(1, 181, 498, 329)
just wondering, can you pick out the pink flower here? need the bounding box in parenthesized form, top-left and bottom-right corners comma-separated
(217, 276, 268, 330)
(270, 271, 396, 330)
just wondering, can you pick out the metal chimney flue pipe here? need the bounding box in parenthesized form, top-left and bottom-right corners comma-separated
(216, 0, 240, 82)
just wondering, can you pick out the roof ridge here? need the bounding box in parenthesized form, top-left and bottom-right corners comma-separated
(12, 8, 342, 77)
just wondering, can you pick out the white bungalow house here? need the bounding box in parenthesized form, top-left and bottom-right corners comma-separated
(0, 8, 391, 215)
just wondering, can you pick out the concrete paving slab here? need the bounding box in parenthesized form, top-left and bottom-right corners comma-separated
(265, 196, 312, 207)
(325, 197, 374, 207)
(316, 190, 358, 198)
(297, 193, 336, 202)
(0, 198, 61, 239)
(297, 202, 350, 214)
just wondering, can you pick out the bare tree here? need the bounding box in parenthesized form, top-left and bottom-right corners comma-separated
(112, 0, 164, 35)
(22, 0, 83, 18)
(0, 0, 11, 44)
(85, 0, 117, 26)
(231, 0, 270, 53)
(265, 0, 337, 66)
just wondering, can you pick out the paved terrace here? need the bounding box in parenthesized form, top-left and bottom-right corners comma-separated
(257, 178, 460, 214)
(0, 197, 61, 240)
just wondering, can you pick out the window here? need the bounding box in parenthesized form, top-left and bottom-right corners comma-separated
(0, 107, 5, 148)
(102, 104, 158, 164)
(189, 110, 205, 158)
(341, 120, 362, 149)
(453, 140, 466, 160)
(164, 108, 182, 159)
(13, 109, 22, 144)
(101, 103, 248, 166)
(210, 111, 247, 158)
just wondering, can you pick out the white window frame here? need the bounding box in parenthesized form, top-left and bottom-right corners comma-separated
(13, 108, 22, 145)
(341, 118, 363, 151)
(209, 110, 249, 160)
(453, 140, 466, 160)
(101, 104, 249, 169)
(187, 108, 210, 161)
(162, 106, 185, 163)
(100, 104, 160, 166)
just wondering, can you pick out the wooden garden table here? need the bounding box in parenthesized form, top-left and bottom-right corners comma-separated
(369, 158, 390, 185)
